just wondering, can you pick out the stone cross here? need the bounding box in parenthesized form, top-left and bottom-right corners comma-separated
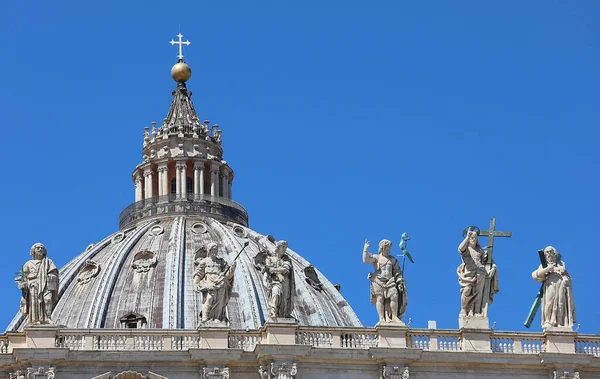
(170, 33, 191, 60)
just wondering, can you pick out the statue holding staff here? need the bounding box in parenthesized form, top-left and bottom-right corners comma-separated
(15, 243, 59, 325)
(193, 242, 236, 324)
(363, 239, 407, 325)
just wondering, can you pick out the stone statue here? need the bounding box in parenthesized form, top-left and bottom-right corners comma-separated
(193, 243, 236, 324)
(532, 246, 576, 329)
(263, 240, 295, 320)
(15, 243, 59, 325)
(457, 230, 499, 318)
(363, 239, 407, 325)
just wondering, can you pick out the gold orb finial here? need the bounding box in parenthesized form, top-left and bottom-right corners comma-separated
(171, 61, 192, 82)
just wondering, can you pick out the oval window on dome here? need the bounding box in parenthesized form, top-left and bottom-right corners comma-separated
(191, 222, 208, 234)
(150, 224, 164, 236)
(232, 225, 246, 238)
(112, 232, 125, 244)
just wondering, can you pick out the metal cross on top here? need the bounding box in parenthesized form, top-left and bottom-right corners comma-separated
(170, 33, 191, 60)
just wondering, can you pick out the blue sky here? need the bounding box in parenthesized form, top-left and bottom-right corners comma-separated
(0, 1, 598, 333)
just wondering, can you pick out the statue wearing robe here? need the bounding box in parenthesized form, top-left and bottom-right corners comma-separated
(532, 246, 576, 329)
(16, 243, 59, 325)
(193, 243, 236, 324)
(457, 231, 499, 317)
(264, 240, 295, 320)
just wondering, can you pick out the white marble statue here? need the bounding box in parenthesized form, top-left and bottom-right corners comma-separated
(532, 246, 576, 329)
(193, 243, 236, 324)
(457, 230, 498, 317)
(264, 240, 295, 320)
(363, 239, 407, 325)
(15, 243, 59, 325)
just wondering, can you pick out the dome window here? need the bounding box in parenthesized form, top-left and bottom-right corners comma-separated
(119, 313, 147, 329)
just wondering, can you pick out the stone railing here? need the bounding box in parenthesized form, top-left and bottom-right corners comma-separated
(407, 329, 462, 352)
(55, 329, 201, 351)
(119, 193, 248, 229)
(295, 327, 379, 349)
(0, 325, 596, 356)
(490, 331, 545, 353)
(575, 334, 600, 356)
(0, 336, 9, 354)
(228, 331, 263, 351)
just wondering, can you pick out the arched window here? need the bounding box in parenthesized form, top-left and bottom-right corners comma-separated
(170, 178, 176, 194)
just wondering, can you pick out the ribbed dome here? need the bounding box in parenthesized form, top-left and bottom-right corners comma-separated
(7, 215, 361, 331)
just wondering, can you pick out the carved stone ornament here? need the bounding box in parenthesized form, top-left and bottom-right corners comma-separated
(191, 222, 208, 234)
(132, 251, 158, 273)
(150, 224, 164, 236)
(202, 367, 230, 379)
(112, 232, 126, 244)
(382, 365, 410, 379)
(259, 363, 297, 379)
(113, 371, 147, 379)
(77, 259, 101, 285)
(304, 264, 323, 291)
(554, 372, 580, 379)
(17, 367, 56, 379)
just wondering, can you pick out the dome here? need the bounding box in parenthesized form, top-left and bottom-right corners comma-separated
(7, 215, 361, 331)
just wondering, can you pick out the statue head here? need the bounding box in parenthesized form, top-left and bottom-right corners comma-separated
(30, 243, 47, 260)
(378, 239, 392, 256)
(207, 243, 218, 258)
(544, 246, 560, 264)
(467, 231, 480, 249)
(275, 240, 288, 257)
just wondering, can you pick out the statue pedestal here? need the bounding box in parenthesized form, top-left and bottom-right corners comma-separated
(263, 318, 298, 345)
(544, 329, 576, 354)
(24, 324, 61, 349)
(459, 315, 492, 353)
(197, 324, 230, 349)
(458, 314, 489, 329)
(376, 323, 408, 348)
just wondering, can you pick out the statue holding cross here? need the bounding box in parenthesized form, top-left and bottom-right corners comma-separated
(457, 218, 511, 327)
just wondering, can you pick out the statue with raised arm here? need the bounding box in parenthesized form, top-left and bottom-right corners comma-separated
(15, 243, 59, 325)
(193, 242, 236, 324)
(264, 240, 295, 320)
(457, 229, 498, 318)
(363, 239, 407, 325)
(532, 246, 576, 330)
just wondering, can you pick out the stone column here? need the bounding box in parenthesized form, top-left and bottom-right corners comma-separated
(194, 160, 204, 198)
(134, 173, 143, 202)
(228, 180, 232, 200)
(143, 169, 153, 199)
(157, 164, 168, 197)
(210, 163, 220, 197)
(221, 171, 229, 199)
(147, 169, 154, 198)
(176, 161, 187, 198)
